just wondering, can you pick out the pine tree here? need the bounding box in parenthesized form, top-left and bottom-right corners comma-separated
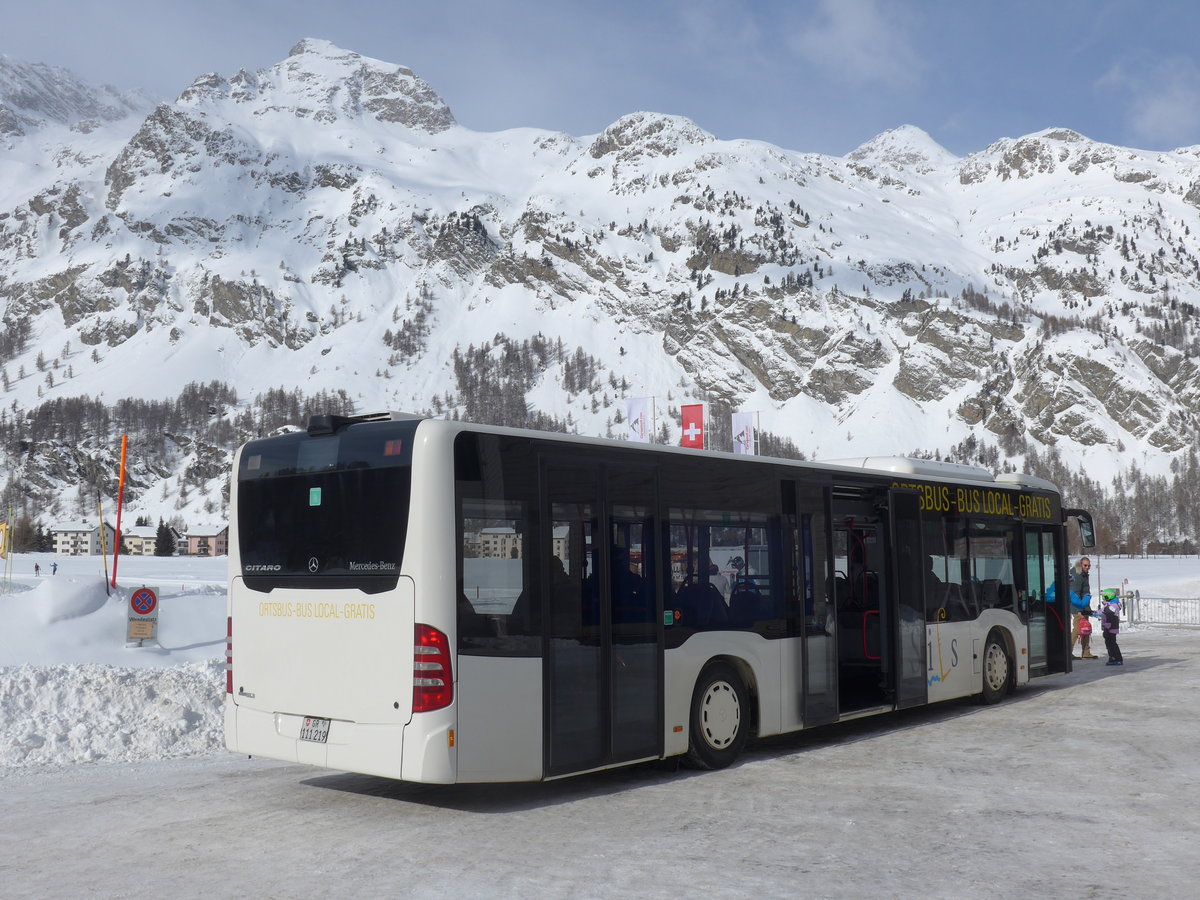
(155, 518, 177, 557)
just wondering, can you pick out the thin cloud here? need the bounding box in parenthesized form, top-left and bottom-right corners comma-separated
(786, 0, 924, 90)
(672, 0, 765, 56)
(1101, 55, 1200, 148)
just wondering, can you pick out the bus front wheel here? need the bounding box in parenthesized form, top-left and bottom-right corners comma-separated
(978, 633, 1010, 705)
(687, 662, 749, 769)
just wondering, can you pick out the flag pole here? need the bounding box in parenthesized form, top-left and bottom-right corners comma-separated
(0, 508, 11, 594)
(97, 493, 111, 595)
(111, 435, 128, 589)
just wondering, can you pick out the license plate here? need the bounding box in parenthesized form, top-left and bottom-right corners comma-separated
(299, 716, 331, 743)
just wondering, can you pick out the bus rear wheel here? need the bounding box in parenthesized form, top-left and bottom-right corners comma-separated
(687, 662, 749, 769)
(978, 632, 1010, 705)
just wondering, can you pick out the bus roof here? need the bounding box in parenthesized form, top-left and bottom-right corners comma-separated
(819, 456, 994, 481)
(320, 414, 1057, 494)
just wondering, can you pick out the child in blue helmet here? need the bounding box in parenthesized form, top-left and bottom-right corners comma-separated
(1101, 594, 1123, 666)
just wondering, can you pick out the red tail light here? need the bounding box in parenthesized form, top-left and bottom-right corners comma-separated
(412, 624, 452, 712)
(226, 616, 233, 694)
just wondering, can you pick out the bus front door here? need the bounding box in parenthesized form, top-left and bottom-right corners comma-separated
(1023, 526, 1062, 676)
(888, 489, 927, 709)
(543, 461, 662, 777)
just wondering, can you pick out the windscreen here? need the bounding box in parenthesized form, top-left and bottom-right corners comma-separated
(236, 420, 419, 594)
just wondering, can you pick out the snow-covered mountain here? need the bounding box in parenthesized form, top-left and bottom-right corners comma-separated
(3, 39, 1200, 544)
(0, 54, 149, 136)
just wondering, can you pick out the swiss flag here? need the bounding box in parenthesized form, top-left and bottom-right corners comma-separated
(680, 404, 705, 449)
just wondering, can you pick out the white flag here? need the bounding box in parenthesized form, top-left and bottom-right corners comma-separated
(732, 411, 756, 455)
(626, 397, 652, 443)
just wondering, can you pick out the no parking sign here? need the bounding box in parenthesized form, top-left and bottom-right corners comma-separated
(127, 586, 160, 644)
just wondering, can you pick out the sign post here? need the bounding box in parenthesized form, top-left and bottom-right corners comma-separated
(126, 585, 160, 646)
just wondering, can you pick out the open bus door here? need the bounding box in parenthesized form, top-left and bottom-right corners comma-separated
(1022, 525, 1062, 676)
(830, 488, 926, 714)
(830, 496, 888, 713)
(888, 488, 927, 709)
(1027, 508, 1095, 677)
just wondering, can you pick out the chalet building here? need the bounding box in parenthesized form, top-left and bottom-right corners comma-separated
(51, 521, 117, 556)
(184, 525, 229, 557)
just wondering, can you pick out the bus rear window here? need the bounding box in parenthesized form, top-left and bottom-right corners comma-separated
(237, 421, 418, 593)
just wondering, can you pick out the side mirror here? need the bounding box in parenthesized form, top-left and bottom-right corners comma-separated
(1064, 509, 1096, 549)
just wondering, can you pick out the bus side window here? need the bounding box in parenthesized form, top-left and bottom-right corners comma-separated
(968, 520, 1018, 612)
(455, 434, 541, 654)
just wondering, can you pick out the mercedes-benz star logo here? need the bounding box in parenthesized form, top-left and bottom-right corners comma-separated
(308, 557, 319, 573)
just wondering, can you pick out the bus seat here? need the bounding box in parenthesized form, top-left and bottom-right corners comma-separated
(864, 570, 880, 610)
(862, 609, 881, 660)
(829, 575, 850, 608)
(979, 579, 1015, 610)
(730, 582, 777, 626)
(674, 579, 728, 629)
(843, 569, 880, 611)
(613, 582, 651, 624)
(458, 594, 496, 638)
(838, 608, 863, 661)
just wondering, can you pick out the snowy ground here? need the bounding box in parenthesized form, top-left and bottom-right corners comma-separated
(1, 553, 227, 768)
(1, 553, 1199, 897)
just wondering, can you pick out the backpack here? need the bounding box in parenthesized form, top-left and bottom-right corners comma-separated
(1078, 616, 1092, 637)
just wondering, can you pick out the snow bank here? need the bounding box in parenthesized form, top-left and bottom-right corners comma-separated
(33, 576, 108, 625)
(0, 660, 224, 768)
(2, 554, 228, 771)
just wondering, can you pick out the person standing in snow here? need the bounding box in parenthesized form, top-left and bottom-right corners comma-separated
(51, 561, 58, 575)
(34, 562, 40, 576)
(1102, 598, 1124, 666)
(1069, 557, 1092, 658)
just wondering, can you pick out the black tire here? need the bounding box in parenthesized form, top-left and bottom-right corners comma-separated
(978, 632, 1010, 705)
(687, 661, 750, 769)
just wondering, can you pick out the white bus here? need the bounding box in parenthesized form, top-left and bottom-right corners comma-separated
(225, 413, 1094, 782)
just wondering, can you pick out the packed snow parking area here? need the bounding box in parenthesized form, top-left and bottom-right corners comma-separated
(2, 554, 1199, 897)
(3, 627, 1200, 898)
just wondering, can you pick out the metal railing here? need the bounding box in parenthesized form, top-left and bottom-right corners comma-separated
(1125, 594, 1200, 627)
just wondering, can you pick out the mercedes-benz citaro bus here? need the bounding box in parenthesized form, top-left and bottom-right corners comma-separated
(225, 412, 1095, 783)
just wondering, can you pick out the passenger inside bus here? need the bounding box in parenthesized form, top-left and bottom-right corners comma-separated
(582, 544, 647, 626)
(548, 554, 582, 635)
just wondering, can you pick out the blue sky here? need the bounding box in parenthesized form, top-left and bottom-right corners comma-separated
(5, 0, 1200, 155)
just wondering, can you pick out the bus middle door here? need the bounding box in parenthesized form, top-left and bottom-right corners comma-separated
(832, 496, 887, 713)
(542, 459, 662, 777)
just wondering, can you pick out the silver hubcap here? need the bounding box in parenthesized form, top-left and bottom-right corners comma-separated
(985, 643, 1008, 692)
(700, 680, 741, 749)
